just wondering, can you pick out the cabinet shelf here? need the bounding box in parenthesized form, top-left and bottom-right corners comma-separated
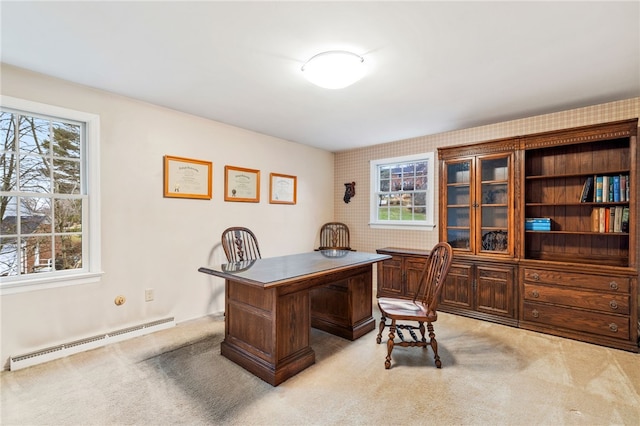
(525, 202, 629, 207)
(525, 230, 629, 236)
(526, 170, 630, 180)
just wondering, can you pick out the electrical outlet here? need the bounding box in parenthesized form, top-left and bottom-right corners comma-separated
(145, 288, 154, 302)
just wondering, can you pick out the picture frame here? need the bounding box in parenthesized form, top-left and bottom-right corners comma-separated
(224, 165, 260, 202)
(163, 155, 212, 200)
(269, 173, 297, 205)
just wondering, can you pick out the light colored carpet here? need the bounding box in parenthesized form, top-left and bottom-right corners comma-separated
(1, 310, 639, 425)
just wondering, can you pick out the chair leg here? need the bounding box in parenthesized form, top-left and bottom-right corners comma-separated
(418, 321, 426, 346)
(376, 315, 387, 344)
(427, 322, 441, 368)
(385, 320, 396, 369)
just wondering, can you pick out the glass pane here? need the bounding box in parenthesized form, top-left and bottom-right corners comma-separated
(388, 206, 402, 220)
(23, 235, 53, 275)
(447, 161, 470, 184)
(481, 230, 508, 252)
(18, 116, 50, 155)
(19, 154, 52, 193)
(21, 197, 52, 234)
(54, 198, 82, 232)
(379, 179, 390, 191)
(52, 122, 81, 158)
(402, 176, 415, 190)
(447, 230, 470, 249)
(54, 158, 81, 194)
(379, 166, 390, 180)
(448, 207, 470, 227)
(481, 183, 508, 204)
(415, 161, 428, 177)
(447, 185, 470, 205)
(377, 206, 389, 220)
(0, 236, 19, 276)
(0, 196, 18, 234)
(1, 112, 17, 152)
(482, 206, 508, 228)
(55, 235, 82, 270)
(481, 157, 508, 181)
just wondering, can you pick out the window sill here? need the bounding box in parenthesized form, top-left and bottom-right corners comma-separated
(369, 223, 436, 231)
(0, 271, 104, 295)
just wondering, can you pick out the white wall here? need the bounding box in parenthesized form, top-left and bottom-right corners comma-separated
(0, 64, 335, 368)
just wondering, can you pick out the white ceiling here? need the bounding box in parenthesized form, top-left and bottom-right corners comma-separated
(2, 1, 639, 152)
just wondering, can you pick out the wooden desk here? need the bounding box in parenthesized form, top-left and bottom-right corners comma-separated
(198, 250, 390, 385)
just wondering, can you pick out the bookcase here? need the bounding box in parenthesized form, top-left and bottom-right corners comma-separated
(432, 118, 639, 352)
(522, 121, 635, 267)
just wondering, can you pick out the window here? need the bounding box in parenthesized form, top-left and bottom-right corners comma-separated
(0, 96, 101, 293)
(370, 152, 435, 230)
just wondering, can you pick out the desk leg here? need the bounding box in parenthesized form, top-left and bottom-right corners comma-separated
(221, 280, 315, 386)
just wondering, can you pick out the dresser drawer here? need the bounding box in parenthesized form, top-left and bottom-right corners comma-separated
(523, 269, 630, 292)
(523, 284, 630, 314)
(523, 301, 630, 340)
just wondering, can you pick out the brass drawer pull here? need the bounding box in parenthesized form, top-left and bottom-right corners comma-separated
(609, 323, 618, 332)
(532, 309, 539, 318)
(609, 300, 618, 310)
(609, 281, 619, 290)
(531, 290, 540, 298)
(531, 273, 540, 281)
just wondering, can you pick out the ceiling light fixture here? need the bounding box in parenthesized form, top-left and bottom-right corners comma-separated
(301, 50, 365, 90)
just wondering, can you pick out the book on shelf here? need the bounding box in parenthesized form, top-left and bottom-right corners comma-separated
(579, 176, 593, 202)
(621, 207, 630, 233)
(595, 176, 604, 202)
(592, 174, 630, 203)
(613, 176, 621, 202)
(591, 208, 599, 232)
(591, 206, 628, 233)
(598, 207, 606, 233)
(525, 217, 551, 231)
(614, 206, 623, 233)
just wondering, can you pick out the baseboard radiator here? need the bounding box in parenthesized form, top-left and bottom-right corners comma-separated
(9, 317, 176, 371)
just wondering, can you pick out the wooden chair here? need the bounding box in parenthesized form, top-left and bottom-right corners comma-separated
(317, 222, 354, 251)
(221, 227, 262, 263)
(376, 242, 453, 369)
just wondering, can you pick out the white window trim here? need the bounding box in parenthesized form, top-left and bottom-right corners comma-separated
(369, 152, 436, 231)
(0, 96, 103, 294)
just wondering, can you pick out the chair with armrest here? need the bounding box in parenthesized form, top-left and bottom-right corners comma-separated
(221, 227, 262, 263)
(376, 242, 453, 369)
(317, 222, 354, 251)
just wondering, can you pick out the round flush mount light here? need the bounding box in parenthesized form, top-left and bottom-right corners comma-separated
(301, 50, 365, 89)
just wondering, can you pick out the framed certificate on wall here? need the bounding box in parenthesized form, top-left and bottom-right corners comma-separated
(224, 165, 260, 202)
(164, 155, 212, 199)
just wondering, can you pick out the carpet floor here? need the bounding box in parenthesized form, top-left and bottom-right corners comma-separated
(1, 311, 639, 425)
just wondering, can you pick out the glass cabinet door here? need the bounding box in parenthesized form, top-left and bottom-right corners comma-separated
(445, 160, 473, 252)
(477, 155, 510, 254)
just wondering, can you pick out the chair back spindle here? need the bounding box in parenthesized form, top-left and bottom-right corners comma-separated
(318, 222, 352, 251)
(221, 227, 261, 263)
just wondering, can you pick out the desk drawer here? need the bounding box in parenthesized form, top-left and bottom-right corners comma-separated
(523, 301, 630, 340)
(523, 268, 630, 292)
(523, 284, 630, 315)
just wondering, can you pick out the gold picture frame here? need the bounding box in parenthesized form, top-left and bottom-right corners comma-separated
(163, 155, 212, 199)
(269, 173, 297, 205)
(224, 165, 260, 202)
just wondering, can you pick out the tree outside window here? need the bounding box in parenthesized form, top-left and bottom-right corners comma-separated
(1, 110, 84, 277)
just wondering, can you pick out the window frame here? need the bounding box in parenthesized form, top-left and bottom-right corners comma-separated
(369, 152, 436, 230)
(0, 96, 102, 294)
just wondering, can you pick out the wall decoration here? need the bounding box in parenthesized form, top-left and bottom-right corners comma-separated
(343, 181, 356, 203)
(269, 173, 297, 204)
(163, 155, 212, 199)
(224, 165, 260, 202)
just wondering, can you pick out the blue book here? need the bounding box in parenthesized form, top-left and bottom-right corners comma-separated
(595, 176, 603, 202)
(613, 176, 620, 202)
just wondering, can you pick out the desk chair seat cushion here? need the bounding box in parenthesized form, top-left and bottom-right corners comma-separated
(377, 297, 438, 322)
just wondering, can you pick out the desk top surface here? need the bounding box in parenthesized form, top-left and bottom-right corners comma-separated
(198, 250, 390, 288)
